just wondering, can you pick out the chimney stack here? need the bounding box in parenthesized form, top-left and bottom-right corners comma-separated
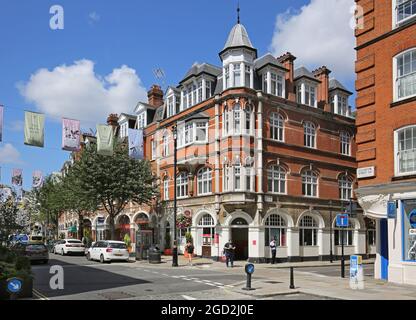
(313, 66, 332, 112)
(277, 52, 296, 102)
(147, 85, 164, 107)
(107, 113, 119, 127)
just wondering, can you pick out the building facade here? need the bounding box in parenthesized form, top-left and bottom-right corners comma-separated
(355, 0, 416, 284)
(137, 20, 374, 263)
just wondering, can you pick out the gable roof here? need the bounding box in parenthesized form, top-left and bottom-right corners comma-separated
(294, 66, 320, 82)
(180, 63, 222, 84)
(329, 79, 353, 95)
(254, 53, 287, 72)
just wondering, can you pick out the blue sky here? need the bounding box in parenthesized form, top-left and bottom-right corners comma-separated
(0, 0, 355, 190)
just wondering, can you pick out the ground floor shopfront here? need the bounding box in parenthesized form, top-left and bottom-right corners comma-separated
(357, 182, 416, 285)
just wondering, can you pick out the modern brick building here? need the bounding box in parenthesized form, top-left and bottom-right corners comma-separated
(126, 18, 375, 263)
(355, 0, 416, 284)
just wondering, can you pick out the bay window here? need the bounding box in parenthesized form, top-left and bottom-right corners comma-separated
(395, 48, 416, 100)
(245, 65, 251, 87)
(178, 120, 209, 147)
(395, 125, 416, 175)
(223, 103, 254, 136)
(234, 64, 241, 87)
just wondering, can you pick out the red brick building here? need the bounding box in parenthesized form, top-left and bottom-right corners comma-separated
(135, 19, 371, 262)
(355, 0, 416, 284)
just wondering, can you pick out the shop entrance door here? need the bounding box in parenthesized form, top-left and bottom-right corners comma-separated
(231, 228, 248, 260)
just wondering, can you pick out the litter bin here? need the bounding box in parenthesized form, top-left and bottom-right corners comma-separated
(148, 245, 161, 264)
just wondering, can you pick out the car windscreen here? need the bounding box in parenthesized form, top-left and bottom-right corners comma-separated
(26, 244, 46, 250)
(31, 236, 43, 240)
(67, 240, 82, 244)
(109, 243, 127, 249)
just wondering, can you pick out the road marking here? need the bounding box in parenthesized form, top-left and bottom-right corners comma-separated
(33, 289, 49, 300)
(297, 271, 329, 278)
(161, 273, 169, 276)
(212, 282, 224, 286)
(171, 276, 181, 278)
(182, 295, 197, 300)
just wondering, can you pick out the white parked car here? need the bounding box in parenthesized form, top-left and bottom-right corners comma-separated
(54, 239, 85, 256)
(86, 240, 130, 263)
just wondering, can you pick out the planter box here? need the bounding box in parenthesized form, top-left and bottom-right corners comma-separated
(0, 277, 33, 300)
(164, 249, 172, 256)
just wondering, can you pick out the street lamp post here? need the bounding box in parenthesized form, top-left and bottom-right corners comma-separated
(341, 200, 346, 278)
(329, 200, 333, 263)
(172, 125, 178, 267)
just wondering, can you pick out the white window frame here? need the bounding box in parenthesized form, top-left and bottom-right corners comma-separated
(162, 134, 170, 157)
(267, 165, 287, 194)
(304, 122, 316, 149)
(270, 113, 284, 141)
(339, 175, 353, 200)
(334, 220, 354, 246)
(176, 172, 188, 198)
(265, 214, 287, 247)
(340, 131, 351, 156)
(163, 177, 169, 200)
(394, 0, 416, 27)
(167, 95, 175, 118)
(393, 48, 416, 102)
(299, 215, 318, 246)
(302, 170, 318, 197)
(394, 125, 416, 176)
(151, 140, 156, 160)
(177, 120, 209, 148)
(197, 167, 213, 195)
(137, 113, 146, 129)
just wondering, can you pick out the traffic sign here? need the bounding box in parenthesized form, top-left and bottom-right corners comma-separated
(245, 263, 255, 274)
(336, 214, 349, 227)
(7, 278, 22, 294)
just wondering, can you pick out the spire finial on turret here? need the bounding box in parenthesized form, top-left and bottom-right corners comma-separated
(237, 1, 240, 24)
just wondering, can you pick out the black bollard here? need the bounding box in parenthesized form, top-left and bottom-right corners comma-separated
(242, 263, 255, 291)
(289, 267, 295, 289)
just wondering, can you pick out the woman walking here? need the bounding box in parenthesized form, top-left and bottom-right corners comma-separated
(185, 241, 195, 266)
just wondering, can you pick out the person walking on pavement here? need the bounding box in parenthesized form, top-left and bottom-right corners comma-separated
(185, 241, 195, 266)
(270, 237, 277, 264)
(223, 239, 236, 268)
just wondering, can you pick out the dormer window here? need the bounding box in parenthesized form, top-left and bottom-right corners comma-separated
(137, 113, 146, 129)
(296, 81, 317, 107)
(330, 92, 350, 117)
(262, 70, 285, 98)
(197, 81, 203, 104)
(167, 96, 175, 118)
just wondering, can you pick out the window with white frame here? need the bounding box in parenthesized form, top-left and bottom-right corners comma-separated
(299, 215, 318, 246)
(334, 220, 354, 246)
(302, 170, 318, 197)
(195, 122, 208, 142)
(223, 103, 253, 136)
(395, 125, 416, 175)
(176, 172, 188, 198)
(267, 166, 286, 194)
(234, 64, 241, 87)
(163, 177, 169, 200)
(234, 164, 242, 191)
(197, 167, 212, 195)
(245, 105, 253, 133)
(339, 175, 353, 200)
(265, 214, 287, 246)
(233, 104, 241, 134)
(223, 106, 230, 135)
(198, 214, 215, 245)
(167, 96, 175, 118)
(246, 166, 253, 192)
(339, 95, 348, 116)
(151, 140, 156, 160)
(340, 131, 351, 156)
(223, 164, 231, 191)
(330, 94, 335, 112)
(305, 83, 316, 107)
(187, 85, 193, 108)
(162, 134, 170, 157)
(395, 49, 416, 100)
(206, 81, 213, 99)
(197, 81, 203, 104)
(119, 122, 128, 138)
(225, 66, 230, 88)
(296, 85, 302, 104)
(271, 73, 283, 97)
(245, 65, 251, 87)
(304, 122, 316, 148)
(263, 73, 268, 93)
(178, 121, 208, 147)
(270, 113, 284, 141)
(137, 113, 145, 129)
(396, 0, 416, 25)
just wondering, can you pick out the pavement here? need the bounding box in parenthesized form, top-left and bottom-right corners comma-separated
(28, 253, 416, 300)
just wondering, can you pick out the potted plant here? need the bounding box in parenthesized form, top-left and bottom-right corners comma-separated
(123, 234, 132, 253)
(164, 233, 172, 255)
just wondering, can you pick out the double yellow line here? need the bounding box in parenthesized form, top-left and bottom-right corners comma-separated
(32, 288, 49, 300)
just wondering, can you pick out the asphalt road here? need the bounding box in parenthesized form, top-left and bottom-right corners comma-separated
(31, 254, 335, 300)
(294, 264, 374, 278)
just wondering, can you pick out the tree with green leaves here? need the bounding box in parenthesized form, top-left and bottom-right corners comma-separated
(0, 188, 27, 243)
(75, 141, 158, 240)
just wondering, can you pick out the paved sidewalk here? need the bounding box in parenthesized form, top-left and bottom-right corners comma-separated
(132, 255, 416, 300)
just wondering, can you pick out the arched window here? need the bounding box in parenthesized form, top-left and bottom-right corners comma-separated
(265, 214, 287, 246)
(334, 220, 354, 246)
(340, 131, 350, 156)
(302, 170, 318, 197)
(299, 215, 318, 246)
(270, 113, 284, 141)
(267, 166, 286, 194)
(176, 172, 188, 198)
(304, 122, 316, 148)
(162, 134, 170, 157)
(339, 175, 353, 200)
(234, 163, 242, 191)
(245, 105, 253, 133)
(223, 164, 231, 191)
(197, 168, 212, 195)
(231, 217, 248, 225)
(223, 105, 230, 135)
(198, 214, 215, 246)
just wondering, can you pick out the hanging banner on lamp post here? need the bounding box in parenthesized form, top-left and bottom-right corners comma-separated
(96, 124, 114, 156)
(128, 128, 144, 159)
(12, 169, 23, 186)
(62, 118, 81, 151)
(24, 111, 45, 147)
(32, 171, 43, 188)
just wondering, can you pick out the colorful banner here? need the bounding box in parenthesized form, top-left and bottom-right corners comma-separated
(62, 118, 81, 151)
(12, 169, 23, 186)
(0, 105, 3, 142)
(96, 124, 114, 156)
(32, 171, 43, 188)
(128, 128, 144, 159)
(24, 111, 45, 147)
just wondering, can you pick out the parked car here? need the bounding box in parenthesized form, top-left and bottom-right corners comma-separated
(86, 240, 129, 263)
(53, 239, 85, 256)
(29, 234, 44, 244)
(11, 242, 49, 264)
(46, 239, 59, 253)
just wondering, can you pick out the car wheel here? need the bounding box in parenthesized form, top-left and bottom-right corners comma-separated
(100, 254, 105, 263)
(86, 253, 91, 261)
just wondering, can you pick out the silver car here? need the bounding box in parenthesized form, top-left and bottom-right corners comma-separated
(12, 242, 49, 264)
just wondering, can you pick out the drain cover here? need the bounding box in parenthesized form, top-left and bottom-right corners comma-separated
(99, 291, 135, 300)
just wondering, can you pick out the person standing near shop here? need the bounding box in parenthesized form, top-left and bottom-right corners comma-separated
(269, 237, 277, 264)
(185, 241, 195, 266)
(223, 240, 236, 268)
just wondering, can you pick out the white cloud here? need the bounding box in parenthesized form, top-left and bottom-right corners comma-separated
(88, 11, 100, 24)
(270, 0, 356, 81)
(0, 144, 23, 165)
(18, 60, 147, 123)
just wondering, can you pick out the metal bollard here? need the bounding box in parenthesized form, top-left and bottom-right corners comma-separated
(242, 263, 255, 291)
(289, 267, 295, 289)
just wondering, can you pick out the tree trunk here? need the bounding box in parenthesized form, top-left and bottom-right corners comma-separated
(109, 215, 116, 240)
(78, 212, 84, 241)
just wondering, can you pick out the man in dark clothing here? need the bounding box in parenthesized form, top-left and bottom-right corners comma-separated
(270, 237, 277, 264)
(223, 240, 236, 268)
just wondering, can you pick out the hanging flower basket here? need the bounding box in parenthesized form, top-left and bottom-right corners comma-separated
(176, 215, 192, 229)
